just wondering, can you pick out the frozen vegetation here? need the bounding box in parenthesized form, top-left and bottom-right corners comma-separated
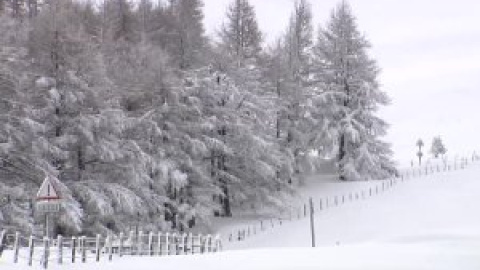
(0, 0, 396, 235)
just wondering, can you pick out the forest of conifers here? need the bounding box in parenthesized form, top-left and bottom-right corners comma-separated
(0, 0, 395, 235)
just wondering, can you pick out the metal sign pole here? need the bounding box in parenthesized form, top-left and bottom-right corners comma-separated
(45, 212, 49, 239)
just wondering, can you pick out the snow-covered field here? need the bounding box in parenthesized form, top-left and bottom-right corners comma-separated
(2, 161, 480, 269)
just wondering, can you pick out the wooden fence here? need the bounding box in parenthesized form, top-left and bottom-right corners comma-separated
(0, 230, 222, 269)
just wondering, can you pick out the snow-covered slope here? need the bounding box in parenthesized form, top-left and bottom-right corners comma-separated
(224, 161, 480, 250)
(2, 161, 480, 269)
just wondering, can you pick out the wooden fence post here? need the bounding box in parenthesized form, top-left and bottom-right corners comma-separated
(119, 233, 124, 257)
(128, 231, 135, 255)
(200, 235, 205, 254)
(43, 237, 50, 269)
(202, 235, 207, 253)
(13, 232, 20, 264)
(165, 233, 170, 255)
(108, 235, 113, 261)
(79, 237, 83, 263)
(148, 232, 154, 256)
(71, 237, 76, 263)
(137, 231, 143, 256)
(95, 234, 101, 262)
(57, 235, 63, 264)
(0, 230, 6, 258)
(81, 236, 87, 263)
(182, 233, 188, 255)
(215, 235, 221, 252)
(157, 232, 162, 256)
(172, 233, 179, 255)
(189, 234, 194, 255)
(206, 235, 212, 253)
(309, 198, 316, 248)
(209, 235, 214, 253)
(28, 235, 35, 266)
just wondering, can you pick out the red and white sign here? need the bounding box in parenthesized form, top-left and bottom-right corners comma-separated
(36, 176, 61, 201)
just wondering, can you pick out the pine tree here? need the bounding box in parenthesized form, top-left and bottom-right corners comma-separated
(286, 0, 313, 80)
(430, 136, 447, 158)
(283, 0, 315, 180)
(168, 0, 206, 69)
(102, 0, 137, 42)
(313, 1, 395, 180)
(219, 0, 262, 63)
(216, 0, 292, 215)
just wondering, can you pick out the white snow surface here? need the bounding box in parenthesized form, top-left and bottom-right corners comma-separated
(2, 162, 480, 269)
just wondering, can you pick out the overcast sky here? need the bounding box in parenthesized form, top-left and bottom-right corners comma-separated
(203, 0, 480, 167)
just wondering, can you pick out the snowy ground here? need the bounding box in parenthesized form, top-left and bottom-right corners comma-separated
(2, 161, 480, 269)
(223, 162, 480, 250)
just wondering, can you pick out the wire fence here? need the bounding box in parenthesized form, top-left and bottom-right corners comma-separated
(223, 154, 479, 244)
(0, 230, 222, 269)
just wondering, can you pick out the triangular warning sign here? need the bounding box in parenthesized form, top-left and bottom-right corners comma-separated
(36, 176, 61, 201)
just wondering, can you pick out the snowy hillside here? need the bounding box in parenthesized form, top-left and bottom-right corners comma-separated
(3, 160, 480, 269)
(224, 161, 480, 250)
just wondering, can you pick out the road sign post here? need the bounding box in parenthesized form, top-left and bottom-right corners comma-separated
(36, 176, 62, 238)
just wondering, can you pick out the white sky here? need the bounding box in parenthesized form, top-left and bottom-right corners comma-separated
(203, 0, 480, 166)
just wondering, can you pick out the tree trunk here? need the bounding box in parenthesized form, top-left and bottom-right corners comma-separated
(220, 153, 231, 217)
(338, 133, 346, 181)
(222, 185, 231, 217)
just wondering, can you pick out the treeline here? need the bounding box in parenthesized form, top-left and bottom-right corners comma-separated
(0, 0, 395, 235)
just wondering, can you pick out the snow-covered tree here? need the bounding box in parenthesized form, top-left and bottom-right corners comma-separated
(219, 0, 262, 63)
(0, 0, 398, 235)
(102, 0, 137, 42)
(183, 66, 290, 217)
(285, 0, 313, 80)
(312, 1, 395, 180)
(167, 0, 207, 69)
(430, 136, 447, 158)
